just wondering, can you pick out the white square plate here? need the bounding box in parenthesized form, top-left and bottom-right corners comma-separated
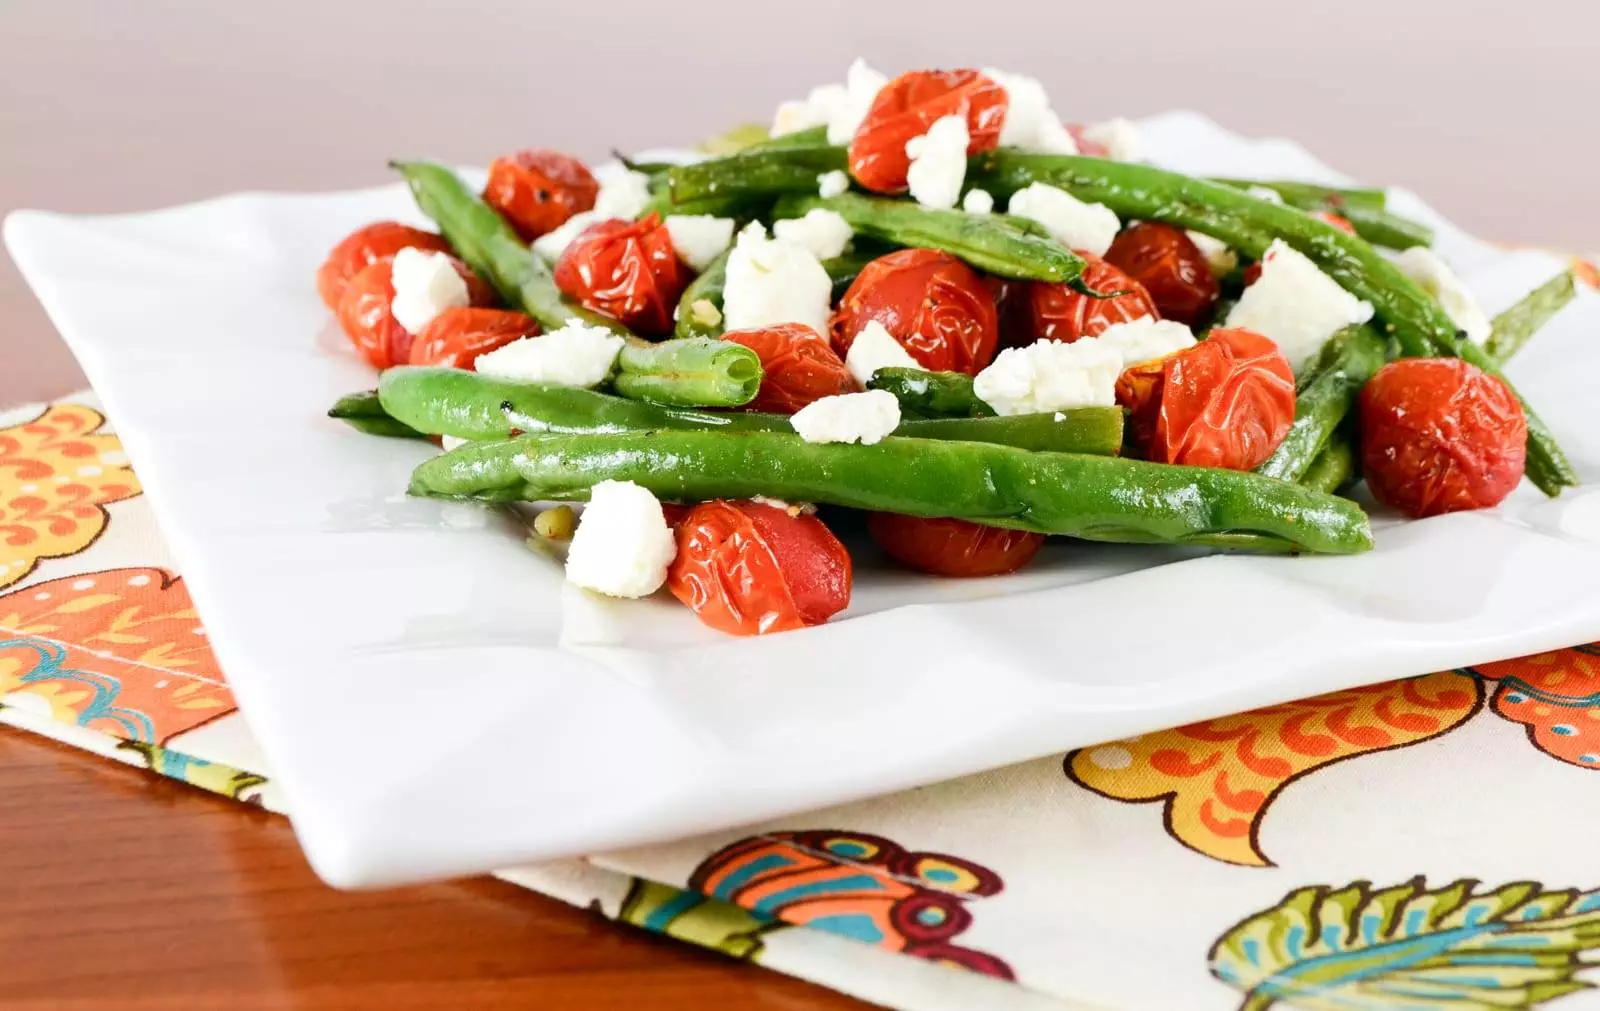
(10, 112, 1600, 887)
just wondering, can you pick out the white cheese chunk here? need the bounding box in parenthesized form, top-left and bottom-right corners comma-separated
(1094, 317, 1198, 369)
(973, 338, 1123, 416)
(473, 318, 624, 388)
(844, 320, 919, 387)
(1392, 246, 1493, 344)
(389, 247, 470, 334)
(1246, 185, 1285, 205)
(591, 163, 653, 220)
(771, 59, 888, 145)
(817, 169, 850, 198)
(962, 188, 995, 214)
(1186, 231, 1239, 278)
(773, 208, 854, 260)
(1080, 118, 1141, 161)
(1007, 182, 1121, 256)
(721, 222, 833, 336)
(531, 211, 597, 263)
(1226, 239, 1374, 370)
(983, 68, 1079, 155)
(564, 480, 677, 599)
(904, 114, 970, 210)
(790, 390, 901, 445)
(664, 215, 736, 272)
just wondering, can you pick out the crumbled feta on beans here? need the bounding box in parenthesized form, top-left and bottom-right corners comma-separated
(817, 169, 850, 198)
(902, 114, 969, 210)
(1007, 182, 1121, 256)
(564, 480, 677, 598)
(983, 68, 1078, 155)
(771, 59, 888, 145)
(1186, 231, 1238, 278)
(591, 163, 652, 220)
(790, 390, 901, 445)
(531, 211, 597, 262)
(1246, 186, 1285, 205)
(961, 188, 995, 214)
(664, 215, 735, 272)
(1094, 317, 1198, 369)
(389, 247, 469, 334)
(1225, 239, 1374, 370)
(721, 222, 833, 336)
(1081, 118, 1141, 161)
(773, 208, 854, 260)
(973, 339, 1123, 416)
(473, 318, 624, 388)
(1391, 246, 1492, 344)
(844, 320, 919, 387)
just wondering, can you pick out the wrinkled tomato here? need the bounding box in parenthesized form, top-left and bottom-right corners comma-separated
(1359, 358, 1526, 517)
(553, 213, 689, 336)
(667, 500, 853, 635)
(1103, 222, 1220, 326)
(408, 308, 540, 369)
(721, 323, 855, 414)
(1115, 327, 1295, 470)
(832, 248, 999, 375)
(848, 69, 1006, 194)
(317, 221, 449, 311)
(1003, 254, 1157, 346)
(336, 254, 494, 369)
(483, 149, 600, 241)
(868, 513, 1045, 577)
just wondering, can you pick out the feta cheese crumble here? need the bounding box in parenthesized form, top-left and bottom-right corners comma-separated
(962, 188, 995, 214)
(904, 114, 970, 210)
(1007, 182, 1121, 257)
(721, 222, 833, 336)
(530, 163, 653, 263)
(771, 58, 888, 145)
(664, 215, 736, 272)
(773, 208, 854, 260)
(1391, 246, 1492, 344)
(1186, 231, 1239, 278)
(1094, 317, 1198, 369)
(1080, 118, 1141, 162)
(389, 247, 469, 334)
(531, 211, 597, 263)
(790, 390, 901, 445)
(473, 318, 624, 388)
(973, 339, 1123, 416)
(983, 68, 1078, 155)
(817, 169, 850, 198)
(564, 480, 677, 599)
(1226, 239, 1374, 370)
(1246, 186, 1285, 205)
(844, 320, 919, 387)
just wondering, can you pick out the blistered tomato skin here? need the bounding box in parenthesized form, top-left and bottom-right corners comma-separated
(667, 500, 853, 636)
(848, 69, 1006, 194)
(408, 308, 540, 369)
(553, 213, 690, 336)
(720, 324, 855, 414)
(869, 513, 1045, 577)
(1359, 358, 1527, 518)
(336, 254, 494, 369)
(1103, 222, 1220, 326)
(1004, 254, 1156, 346)
(1115, 327, 1295, 471)
(832, 248, 999, 375)
(317, 222, 450, 311)
(483, 149, 599, 241)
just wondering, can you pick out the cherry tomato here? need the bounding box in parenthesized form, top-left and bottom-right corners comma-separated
(1115, 327, 1295, 470)
(1359, 358, 1526, 517)
(483, 149, 600, 242)
(667, 500, 853, 635)
(316, 221, 449, 311)
(408, 308, 540, 369)
(868, 513, 1045, 577)
(553, 213, 689, 337)
(1002, 254, 1157, 346)
(832, 248, 999, 375)
(721, 323, 855, 414)
(848, 69, 1006, 194)
(1103, 222, 1220, 326)
(336, 254, 494, 369)
(1066, 123, 1108, 157)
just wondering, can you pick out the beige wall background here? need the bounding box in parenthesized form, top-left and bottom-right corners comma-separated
(3, 0, 1597, 401)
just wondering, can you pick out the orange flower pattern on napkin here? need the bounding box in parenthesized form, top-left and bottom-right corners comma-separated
(0, 403, 140, 589)
(0, 566, 233, 743)
(1470, 645, 1600, 769)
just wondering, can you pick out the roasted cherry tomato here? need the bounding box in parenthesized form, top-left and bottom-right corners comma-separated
(848, 69, 1006, 194)
(868, 513, 1045, 577)
(832, 248, 999, 375)
(1003, 254, 1156, 346)
(1103, 222, 1220, 326)
(1115, 327, 1295, 470)
(553, 213, 689, 336)
(668, 500, 853, 636)
(721, 323, 855, 414)
(336, 254, 494, 369)
(483, 149, 600, 241)
(1359, 358, 1526, 517)
(408, 308, 540, 369)
(316, 221, 449, 311)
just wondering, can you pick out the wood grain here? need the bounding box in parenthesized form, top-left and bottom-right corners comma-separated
(0, 729, 867, 1009)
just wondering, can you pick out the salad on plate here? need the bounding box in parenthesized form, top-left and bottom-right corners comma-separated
(318, 62, 1581, 638)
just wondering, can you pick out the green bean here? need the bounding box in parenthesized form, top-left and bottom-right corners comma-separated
(774, 192, 1085, 284)
(327, 390, 427, 439)
(410, 430, 1372, 555)
(674, 250, 730, 338)
(968, 150, 1577, 496)
(868, 368, 993, 418)
(1332, 205, 1434, 251)
(1300, 436, 1356, 495)
(1485, 270, 1577, 366)
(1257, 325, 1387, 481)
(1211, 179, 1388, 213)
(697, 122, 778, 155)
(666, 145, 848, 206)
(1212, 179, 1435, 249)
(743, 126, 828, 152)
(376, 366, 1123, 454)
(613, 339, 762, 407)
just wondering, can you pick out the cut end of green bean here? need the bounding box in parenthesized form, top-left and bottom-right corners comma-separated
(614, 337, 763, 407)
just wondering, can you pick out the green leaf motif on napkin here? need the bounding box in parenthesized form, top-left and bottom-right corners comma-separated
(1210, 877, 1600, 1010)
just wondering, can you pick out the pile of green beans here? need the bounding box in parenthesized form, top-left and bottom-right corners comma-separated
(1211, 178, 1434, 250)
